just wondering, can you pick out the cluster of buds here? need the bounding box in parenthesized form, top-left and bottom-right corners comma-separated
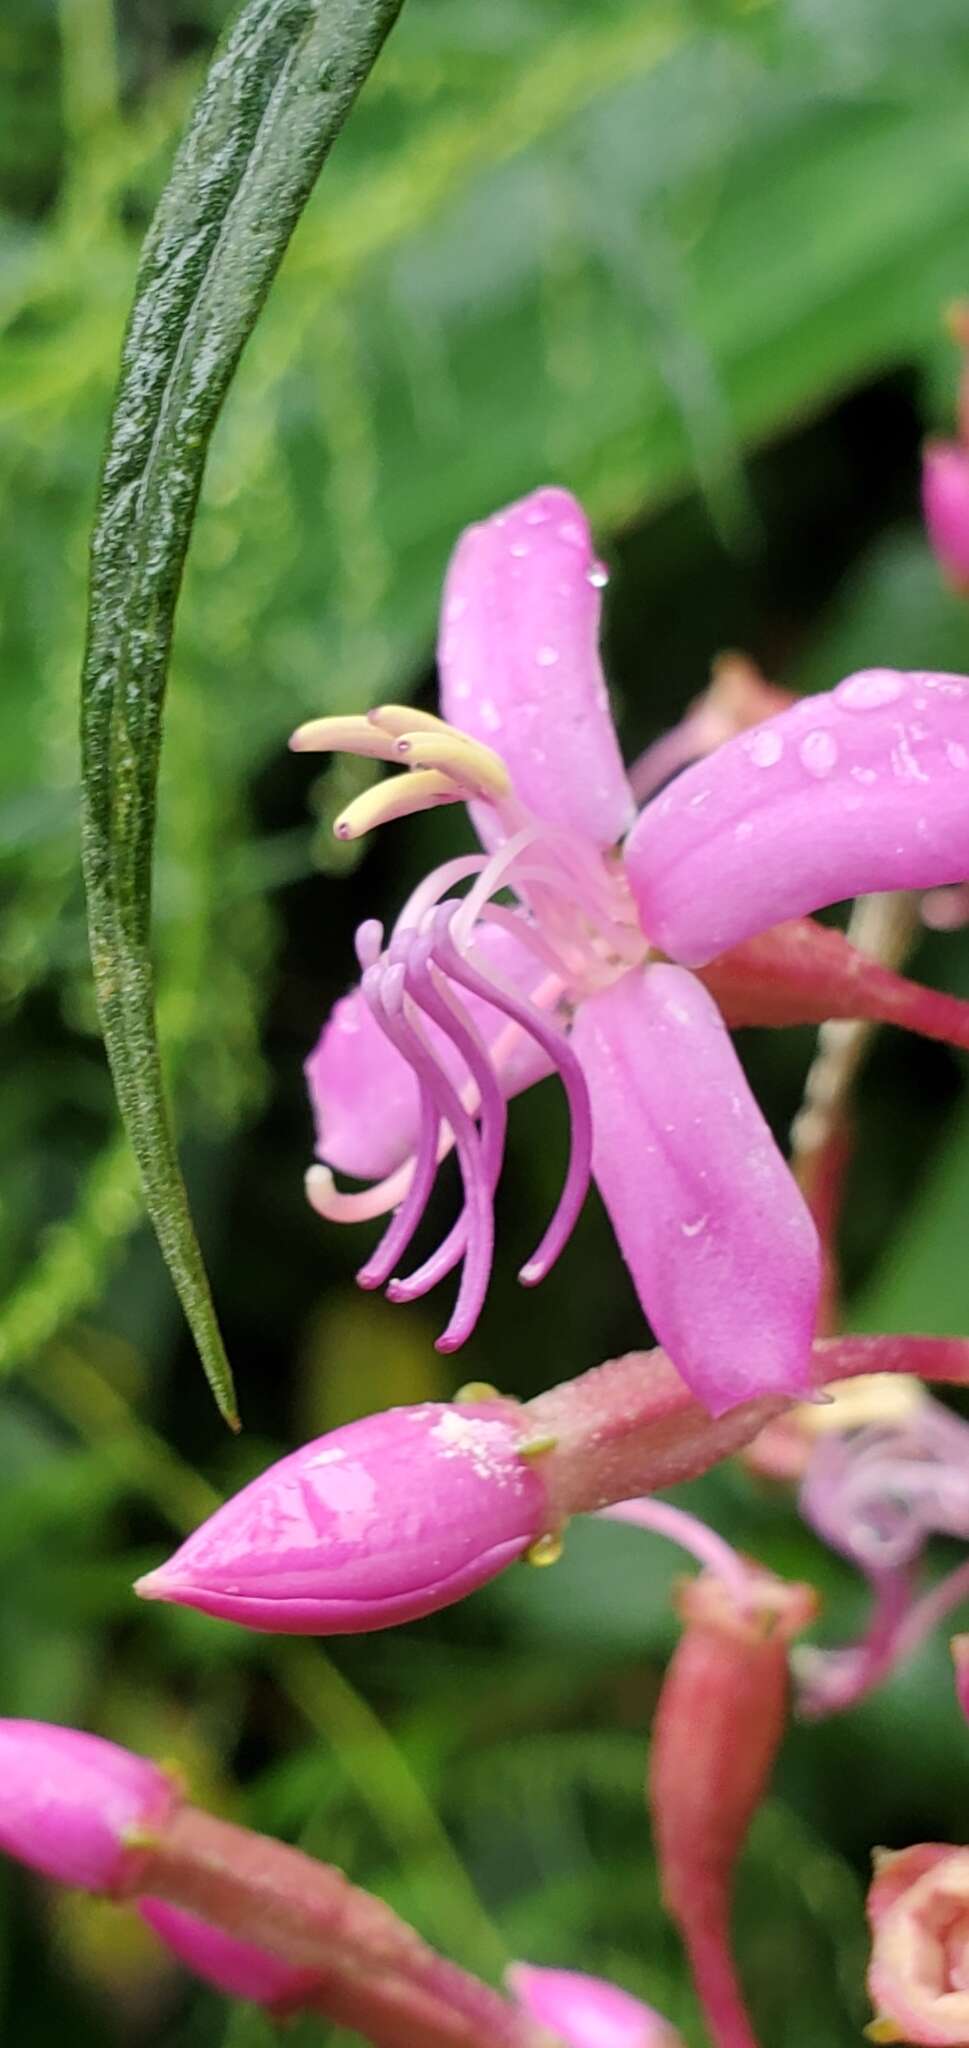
(0, 1719, 682, 2048)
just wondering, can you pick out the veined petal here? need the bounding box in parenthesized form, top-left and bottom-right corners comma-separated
(626, 669, 969, 965)
(438, 486, 634, 847)
(571, 964, 820, 1415)
(305, 921, 554, 1181)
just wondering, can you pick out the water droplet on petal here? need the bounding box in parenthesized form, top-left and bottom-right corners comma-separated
(480, 697, 502, 731)
(851, 766, 877, 785)
(836, 670, 906, 710)
(557, 519, 585, 548)
(746, 728, 783, 767)
(587, 562, 609, 588)
(527, 1531, 564, 1567)
(799, 729, 838, 778)
(947, 740, 969, 770)
(446, 594, 467, 623)
(509, 539, 530, 559)
(535, 645, 559, 667)
(681, 1214, 709, 1238)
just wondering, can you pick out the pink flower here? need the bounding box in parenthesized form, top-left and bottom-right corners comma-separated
(294, 489, 969, 1416)
(795, 1391, 969, 1716)
(139, 1899, 318, 2011)
(923, 442, 969, 590)
(0, 1720, 177, 1895)
(867, 1843, 969, 2044)
(507, 1961, 684, 2047)
(135, 1400, 546, 1631)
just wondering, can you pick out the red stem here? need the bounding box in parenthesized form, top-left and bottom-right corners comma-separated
(681, 1903, 762, 2048)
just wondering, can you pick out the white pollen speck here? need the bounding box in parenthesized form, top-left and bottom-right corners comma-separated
(799, 729, 838, 777)
(536, 645, 559, 667)
(890, 725, 929, 782)
(851, 766, 877, 784)
(308, 1448, 345, 1467)
(746, 729, 783, 767)
(430, 1411, 512, 1483)
(947, 740, 969, 770)
(681, 1215, 709, 1238)
(836, 670, 905, 710)
(689, 789, 711, 809)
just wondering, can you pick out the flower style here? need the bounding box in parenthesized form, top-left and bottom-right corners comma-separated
(507, 1962, 685, 2047)
(867, 1843, 969, 2044)
(796, 1386, 969, 1716)
(0, 1720, 178, 1896)
(295, 487, 969, 1419)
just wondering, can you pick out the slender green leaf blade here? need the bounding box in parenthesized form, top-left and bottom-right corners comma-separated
(79, 0, 404, 1424)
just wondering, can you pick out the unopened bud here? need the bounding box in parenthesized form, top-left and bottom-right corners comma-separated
(0, 1720, 177, 1897)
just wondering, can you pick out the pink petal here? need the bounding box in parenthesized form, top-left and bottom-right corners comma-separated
(923, 440, 969, 589)
(0, 1721, 175, 1896)
(507, 1962, 683, 2048)
(134, 1402, 546, 1633)
(438, 487, 634, 846)
(626, 669, 969, 965)
(140, 1899, 316, 2009)
(306, 921, 553, 1181)
(571, 965, 819, 1415)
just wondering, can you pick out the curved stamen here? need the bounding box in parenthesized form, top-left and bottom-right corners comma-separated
(355, 1070, 442, 1293)
(360, 953, 495, 1353)
(431, 907, 593, 1288)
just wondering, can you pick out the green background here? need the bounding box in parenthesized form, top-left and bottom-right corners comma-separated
(3, 0, 969, 2038)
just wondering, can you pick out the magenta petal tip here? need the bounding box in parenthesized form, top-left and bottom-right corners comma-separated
(508, 1961, 684, 2047)
(0, 1720, 176, 1896)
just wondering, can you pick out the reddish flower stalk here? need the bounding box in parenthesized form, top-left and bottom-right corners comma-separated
(131, 1802, 546, 2048)
(700, 912, 969, 1049)
(648, 1571, 816, 2048)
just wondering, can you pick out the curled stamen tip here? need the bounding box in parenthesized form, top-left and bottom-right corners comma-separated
(517, 1259, 544, 1287)
(304, 1163, 336, 1214)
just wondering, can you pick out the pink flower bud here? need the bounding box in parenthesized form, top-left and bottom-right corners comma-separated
(507, 1962, 684, 2047)
(923, 441, 969, 590)
(135, 1402, 547, 1633)
(0, 1720, 177, 1896)
(139, 1899, 318, 2011)
(867, 1843, 969, 2043)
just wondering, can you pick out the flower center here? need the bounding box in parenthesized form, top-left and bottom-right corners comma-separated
(294, 703, 648, 1348)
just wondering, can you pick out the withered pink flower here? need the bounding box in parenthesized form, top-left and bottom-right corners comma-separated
(140, 1899, 318, 2011)
(294, 488, 969, 1415)
(135, 1399, 546, 1631)
(796, 1392, 969, 1717)
(0, 1720, 177, 1896)
(867, 1842, 969, 2043)
(507, 1961, 684, 2047)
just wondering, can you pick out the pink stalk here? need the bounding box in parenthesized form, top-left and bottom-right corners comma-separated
(128, 1804, 550, 2048)
(648, 1573, 816, 2048)
(527, 1338, 969, 1526)
(700, 915, 969, 1049)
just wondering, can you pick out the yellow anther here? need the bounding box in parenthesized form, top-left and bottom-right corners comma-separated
(289, 714, 399, 761)
(333, 769, 461, 841)
(394, 729, 511, 799)
(369, 703, 453, 737)
(525, 1530, 565, 1568)
(518, 1434, 558, 1460)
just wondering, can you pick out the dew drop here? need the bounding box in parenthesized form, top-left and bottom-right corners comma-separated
(480, 697, 502, 731)
(526, 1531, 565, 1568)
(799, 729, 838, 778)
(535, 644, 559, 667)
(446, 594, 467, 624)
(587, 562, 609, 588)
(525, 506, 549, 527)
(557, 519, 585, 548)
(850, 766, 877, 785)
(947, 740, 969, 770)
(452, 677, 472, 700)
(836, 670, 905, 711)
(681, 1214, 709, 1238)
(509, 539, 530, 559)
(747, 728, 783, 768)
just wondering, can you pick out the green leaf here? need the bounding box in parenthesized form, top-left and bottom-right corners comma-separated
(78, 0, 404, 1423)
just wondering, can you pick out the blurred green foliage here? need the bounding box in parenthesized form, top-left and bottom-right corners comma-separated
(4, 0, 969, 2040)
